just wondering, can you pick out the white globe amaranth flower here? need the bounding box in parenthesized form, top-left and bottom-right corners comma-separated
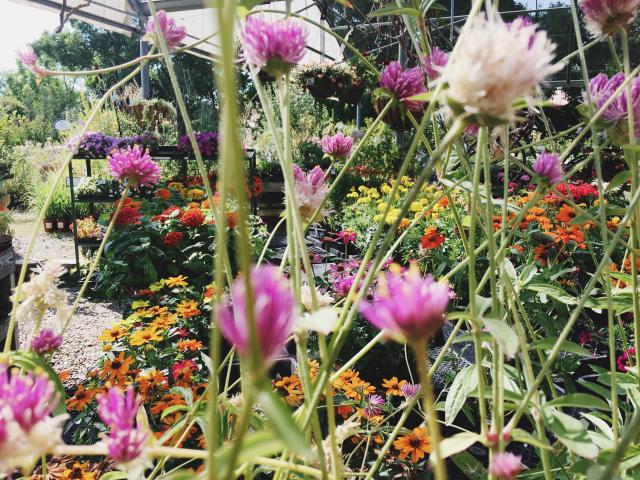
(441, 14, 563, 125)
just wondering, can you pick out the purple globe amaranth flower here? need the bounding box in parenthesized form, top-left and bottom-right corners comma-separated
(30, 328, 63, 355)
(584, 72, 640, 137)
(580, 0, 640, 36)
(380, 61, 427, 112)
(16, 45, 46, 77)
(241, 16, 307, 75)
(400, 382, 421, 399)
(533, 152, 563, 185)
(293, 164, 330, 221)
(321, 132, 353, 159)
(146, 10, 187, 50)
(108, 145, 160, 188)
(359, 264, 451, 343)
(219, 266, 297, 364)
(98, 387, 141, 431)
(363, 394, 385, 417)
(489, 452, 524, 480)
(423, 47, 449, 81)
(105, 427, 149, 465)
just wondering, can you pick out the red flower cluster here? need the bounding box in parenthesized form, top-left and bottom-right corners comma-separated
(546, 182, 599, 203)
(155, 188, 171, 200)
(182, 208, 205, 227)
(162, 231, 184, 247)
(420, 227, 445, 249)
(151, 205, 184, 223)
(112, 198, 142, 226)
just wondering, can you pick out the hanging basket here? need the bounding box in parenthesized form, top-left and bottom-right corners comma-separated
(337, 81, 365, 105)
(306, 74, 337, 100)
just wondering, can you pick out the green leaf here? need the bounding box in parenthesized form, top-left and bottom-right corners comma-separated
(511, 428, 552, 451)
(547, 393, 610, 411)
(10, 351, 67, 416)
(430, 432, 480, 463)
(160, 404, 190, 420)
(543, 408, 599, 459)
(481, 318, 519, 358)
(369, 4, 421, 17)
(526, 283, 577, 304)
(236, 0, 264, 18)
(405, 91, 434, 103)
(214, 430, 287, 476)
(256, 388, 310, 457)
(529, 337, 592, 357)
(445, 366, 477, 425)
(606, 170, 631, 192)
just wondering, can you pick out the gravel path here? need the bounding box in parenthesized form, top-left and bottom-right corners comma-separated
(18, 289, 123, 386)
(12, 211, 76, 263)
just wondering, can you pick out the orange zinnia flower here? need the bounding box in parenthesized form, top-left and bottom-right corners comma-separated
(394, 427, 432, 463)
(177, 299, 201, 318)
(343, 378, 375, 401)
(382, 376, 407, 396)
(274, 375, 304, 406)
(100, 352, 134, 382)
(555, 204, 575, 224)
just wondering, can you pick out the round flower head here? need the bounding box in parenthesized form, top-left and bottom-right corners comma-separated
(97, 387, 141, 431)
(489, 452, 523, 480)
(580, 0, 640, 36)
(16, 46, 46, 77)
(219, 266, 297, 364)
(584, 72, 640, 139)
(322, 132, 353, 159)
(400, 382, 421, 399)
(241, 16, 307, 75)
(358, 265, 451, 344)
(31, 328, 63, 355)
(145, 10, 187, 50)
(108, 145, 160, 188)
(423, 47, 449, 81)
(379, 61, 427, 112)
(441, 14, 561, 125)
(533, 151, 563, 186)
(293, 164, 330, 221)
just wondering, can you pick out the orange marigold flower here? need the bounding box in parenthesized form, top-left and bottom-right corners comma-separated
(66, 384, 96, 411)
(177, 339, 204, 352)
(394, 427, 432, 463)
(182, 208, 205, 227)
(420, 226, 445, 249)
(555, 204, 575, 224)
(100, 352, 134, 382)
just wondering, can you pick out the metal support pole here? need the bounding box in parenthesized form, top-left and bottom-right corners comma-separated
(356, 102, 362, 130)
(450, 0, 454, 43)
(140, 38, 151, 99)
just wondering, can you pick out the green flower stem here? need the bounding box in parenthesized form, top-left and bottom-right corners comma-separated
(258, 216, 286, 265)
(414, 341, 447, 480)
(468, 127, 489, 437)
(62, 183, 129, 332)
(43, 33, 219, 77)
(569, 0, 619, 442)
(597, 410, 640, 479)
(3, 54, 151, 353)
(364, 319, 464, 479)
(506, 185, 640, 432)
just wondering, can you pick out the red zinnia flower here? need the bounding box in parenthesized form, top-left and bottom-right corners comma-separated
(162, 231, 184, 247)
(420, 227, 446, 249)
(155, 188, 171, 200)
(181, 208, 205, 227)
(113, 206, 142, 226)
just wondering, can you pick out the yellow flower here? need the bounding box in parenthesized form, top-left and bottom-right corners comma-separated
(149, 279, 166, 292)
(373, 214, 383, 222)
(368, 188, 380, 198)
(358, 185, 368, 192)
(129, 326, 164, 346)
(377, 202, 388, 213)
(166, 275, 189, 288)
(187, 188, 204, 200)
(357, 197, 370, 204)
(398, 218, 410, 229)
(346, 192, 359, 198)
(131, 300, 150, 310)
(410, 201, 423, 212)
(381, 184, 391, 193)
(420, 197, 429, 205)
(386, 215, 398, 224)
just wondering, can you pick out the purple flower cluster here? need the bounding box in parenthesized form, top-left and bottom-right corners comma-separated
(488, 452, 523, 480)
(363, 394, 385, 417)
(422, 47, 449, 81)
(580, 0, 640, 36)
(533, 151, 563, 186)
(219, 266, 297, 364)
(241, 16, 307, 75)
(327, 259, 360, 298)
(0, 366, 66, 470)
(359, 266, 451, 343)
(321, 132, 353, 159)
(379, 61, 427, 112)
(177, 131, 219, 157)
(400, 382, 421, 399)
(98, 387, 148, 466)
(31, 328, 63, 355)
(76, 133, 158, 158)
(145, 10, 187, 50)
(108, 145, 161, 188)
(16, 45, 46, 77)
(585, 72, 640, 138)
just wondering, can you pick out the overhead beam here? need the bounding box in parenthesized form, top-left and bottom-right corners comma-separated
(136, 0, 206, 15)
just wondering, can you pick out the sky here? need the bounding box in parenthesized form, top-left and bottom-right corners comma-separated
(0, 3, 59, 72)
